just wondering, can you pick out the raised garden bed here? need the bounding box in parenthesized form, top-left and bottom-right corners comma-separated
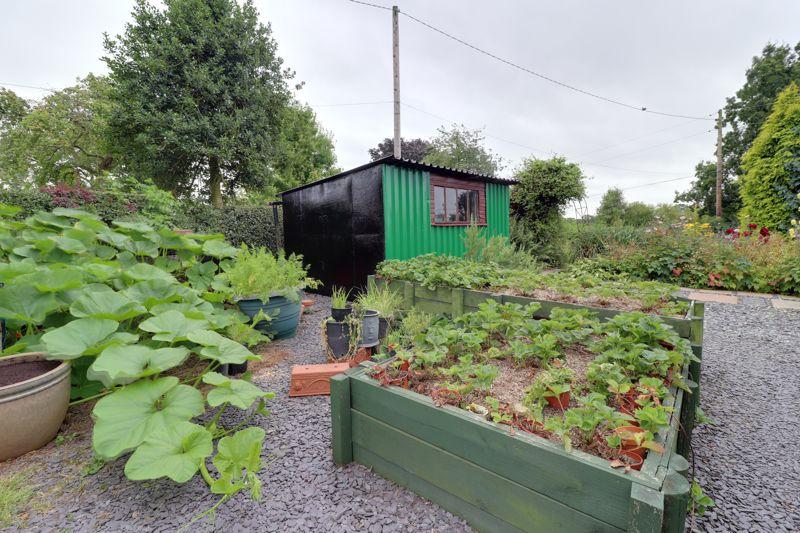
(333, 284, 705, 532)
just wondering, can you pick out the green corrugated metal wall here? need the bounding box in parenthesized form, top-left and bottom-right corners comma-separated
(382, 164, 511, 260)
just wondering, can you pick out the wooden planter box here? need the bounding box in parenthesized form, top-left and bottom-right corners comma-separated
(328, 277, 706, 532)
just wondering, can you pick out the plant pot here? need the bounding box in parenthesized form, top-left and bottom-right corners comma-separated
(359, 310, 380, 348)
(238, 294, 302, 340)
(619, 449, 644, 471)
(545, 391, 570, 410)
(331, 306, 352, 322)
(0, 352, 70, 461)
(301, 299, 314, 313)
(613, 425, 646, 449)
(224, 361, 248, 376)
(378, 317, 390, 340)
(326, 321, 351, 359)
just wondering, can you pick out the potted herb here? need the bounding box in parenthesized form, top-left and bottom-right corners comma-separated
(330, 286, 352, 321)
(324, 313, 361, 361)
(0, 352, 70, 460)
(355, 282, 402, 341)
(526, 367, 574, 411)
(221, 246, 318, 341)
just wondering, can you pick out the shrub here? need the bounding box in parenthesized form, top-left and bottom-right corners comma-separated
(180, 203, 280, 252)
(220, 245, 317, 301)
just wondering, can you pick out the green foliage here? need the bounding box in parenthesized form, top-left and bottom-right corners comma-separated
(689, 481, 716, 517)
(674, 161, 740, 223)
(220, 245, 317, 302)
(510, 156, 587, 264)
(0, 76, 116, 188)
(0, 206, 271, 504)
(377, 254, 687, 316)
(369, 137, 432, 162)
(0, 470, 35, 529)
(355, 280, 402, 318)
(103, 0, 293, 205)
(330, 286, 350, 309)
(596, 188, 626, 226)
(740, 83, 800, 230)
(462, 221, 537, 269)
(423, 124, 503, 176)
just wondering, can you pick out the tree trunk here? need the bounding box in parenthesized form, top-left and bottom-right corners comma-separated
(209, 156, 223, 208)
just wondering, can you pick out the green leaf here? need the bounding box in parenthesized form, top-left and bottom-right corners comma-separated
(186, 261, 217, 290)
(122, 263, 176, 283)
(0, 285, 59, 323)
(32, 268, 84, 292)
(0, 262, 35, 283)
(209, 427, 265, 497)
(124, 279, 183, 309)
(112, 220, 155, 233)
(49, 236, 88, 254)
(202, 372, 273, 410)
(89, 345, 190, 387)
(31, 211, 72, 229)
(97, 229, 133, 249)
(187, 329, 256, 365)
(70, 286, 147, 321)
(0, 204, 22, 217)
(139, 310, 208, 342)
(92, 376, 204, 459)
(128, 240, 160, 258)
(124, 422, 212, 483)
(51, 207, 100, 220)
(202, 239, 238, 259)
(41, 318, 119, 359)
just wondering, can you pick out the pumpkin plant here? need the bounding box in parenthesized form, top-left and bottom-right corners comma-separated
(0, 205, 275, 505)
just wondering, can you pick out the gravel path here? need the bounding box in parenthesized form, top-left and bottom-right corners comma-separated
(5, 294, 799, 532)
(690, 299, 800, 532)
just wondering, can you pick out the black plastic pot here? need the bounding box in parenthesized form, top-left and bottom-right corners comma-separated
(378, 317, 389, 341)
(331, 306, 352, 322)
(326, 321, 351, 359)
(223, 361, 248, 376)
(359, 310, 380, 348)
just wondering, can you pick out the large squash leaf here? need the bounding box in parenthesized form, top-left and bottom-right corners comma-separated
(89, 345, 190, 387)
(92, 376, 204, 460)
(202, 239, 238, 259)
(0, 285, 60, 324)
(41, 317, 119, 359)
(202, 372, 273, 410)
(187, 329, 256, 365)
(139, 310, 208, 342)
(122, 263, 176, 283)
(70, 286, 147, 321)
(124, 279, 183, 309)
(124, 422, 213, 483)
(209, 427, 265, 498)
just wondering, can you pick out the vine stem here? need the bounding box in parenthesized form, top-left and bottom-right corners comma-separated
(205, 402, 228, 430)
(68, 389, 113, 406)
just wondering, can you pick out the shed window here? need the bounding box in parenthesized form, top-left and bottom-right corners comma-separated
(430, 175, 486, 226)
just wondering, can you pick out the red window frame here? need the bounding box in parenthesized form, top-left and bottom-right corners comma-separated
(430, 174, 486, 226)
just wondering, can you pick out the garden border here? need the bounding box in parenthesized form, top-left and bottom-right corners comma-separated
(328, 276, 705, 532)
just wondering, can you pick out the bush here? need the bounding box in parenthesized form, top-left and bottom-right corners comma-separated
(179, 203, 280, 252)
(562, 222, 646, 263)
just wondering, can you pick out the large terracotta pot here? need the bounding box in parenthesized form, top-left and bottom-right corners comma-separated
(0, 352, 70, 461)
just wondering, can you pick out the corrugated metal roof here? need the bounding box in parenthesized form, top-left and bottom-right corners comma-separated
(279, 155, 517, 196)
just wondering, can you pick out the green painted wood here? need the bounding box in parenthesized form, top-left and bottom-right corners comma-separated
(330, 372, 352, 465)
(452, 287, 465, 317)
(463, 288, 502, 308)
(351, 410, 624, 533)
(669, 455, 690, 478)
(627, 484, 665, 533)
(412, 298, 452, 316)
(661, 471, 690, 533)
(354, 445, 524, 533)
(349, 372, 657, 529)
(414, 284, 453, 302)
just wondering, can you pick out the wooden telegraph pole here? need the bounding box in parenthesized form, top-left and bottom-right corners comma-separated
(392, 5, 401, 158)
(715, 109, 723, 218)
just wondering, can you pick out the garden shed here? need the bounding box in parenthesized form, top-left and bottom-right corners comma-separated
(280, 156, 516, 293)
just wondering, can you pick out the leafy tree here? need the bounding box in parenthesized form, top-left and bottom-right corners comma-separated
(0, 75, 116, 188)
(739, 82, 800, 230)
(103, 0, 293, 206)
(271, 103, 338, 193)
(368, 137, 432, 162)
(596, 188, 626, 226)
(0, 88, 29, 135)
(510, 157, 586, 264)
(622, 202, 655, 227)
(424, 124, 503, 176)
(674, 161, 740, 222)
(723, 42, 800, 177)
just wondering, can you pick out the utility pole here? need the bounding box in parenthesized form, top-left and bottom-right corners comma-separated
(715, 109, 723, 218)
(392, 5, 401, 158)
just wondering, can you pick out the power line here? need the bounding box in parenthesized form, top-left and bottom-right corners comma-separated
(588, 129, 712, 164)
(311, 100, 392, 107)
(576, 119, 698, 158)
(0, 81, 59, 92)
(586, 175, 695, 198)
(345, 0, 391, 11)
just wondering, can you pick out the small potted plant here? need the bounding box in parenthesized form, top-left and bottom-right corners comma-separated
(526, 367, 574, 411)
(330, 287, 352, 321)
(355, 282, 402, 341)
(221, 246, 318, 341)
(0, 352, 70, 461)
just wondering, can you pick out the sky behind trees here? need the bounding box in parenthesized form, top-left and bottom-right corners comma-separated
(1, 0, 798, 212)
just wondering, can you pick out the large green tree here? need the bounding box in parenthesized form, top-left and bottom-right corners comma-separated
(368, 137, 432, 162)
(0, 88, 29, 135)
(424, 124, 503, 176)
(0, 76, 116, 188)
(739, 83, 800, 230)
(596, 188, 626, 226)
(104, 0, 293, 206)
(510, 156, 586, 263)
(271, 103, 338, 193)
(723, 42, 800, 177)
(674, 161, 740, 222)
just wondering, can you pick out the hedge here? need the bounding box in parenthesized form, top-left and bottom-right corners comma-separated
(0, 188, 281, 252)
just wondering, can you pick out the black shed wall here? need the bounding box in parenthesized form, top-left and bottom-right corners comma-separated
(282, 165, 384, 295)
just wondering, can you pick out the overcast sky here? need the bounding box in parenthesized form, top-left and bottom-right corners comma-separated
(2, 0, 798, 212)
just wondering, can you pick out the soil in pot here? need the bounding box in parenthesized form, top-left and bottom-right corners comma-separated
(0, 360, 60, 387)
(545, 391, 570, 410)
(331, 306, 352, 322)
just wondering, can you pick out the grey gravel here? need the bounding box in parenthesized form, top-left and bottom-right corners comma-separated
(689, 300, 800, 532)
(7, 294, 799, 532)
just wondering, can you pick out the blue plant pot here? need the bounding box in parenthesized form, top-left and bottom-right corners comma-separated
(237, 294, 301, 340)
